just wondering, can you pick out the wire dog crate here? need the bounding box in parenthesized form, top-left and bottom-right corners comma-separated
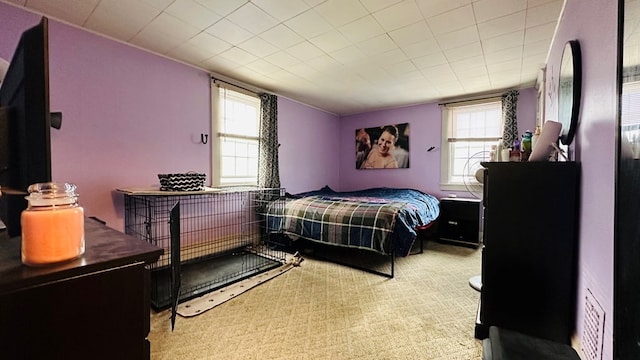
(123, 187, 286, 310)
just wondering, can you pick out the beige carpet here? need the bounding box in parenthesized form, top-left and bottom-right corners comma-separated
(148, 240, 484, 360)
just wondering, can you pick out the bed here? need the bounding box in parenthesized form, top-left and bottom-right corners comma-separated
(263, 186, 440, 277)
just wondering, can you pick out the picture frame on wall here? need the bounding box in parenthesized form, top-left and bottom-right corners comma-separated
(356, 123, 409, 169)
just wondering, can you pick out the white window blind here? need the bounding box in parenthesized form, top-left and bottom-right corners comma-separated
(441, 99, 502, 189)
(621, 81, 640, 158)
(211, 82, 260, 186)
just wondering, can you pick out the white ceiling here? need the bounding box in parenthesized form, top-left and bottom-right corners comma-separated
(3, 0, 564, 115)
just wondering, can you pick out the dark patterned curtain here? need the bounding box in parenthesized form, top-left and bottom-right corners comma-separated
(501, 90, 519, 148)
(258, 93, 280, 188)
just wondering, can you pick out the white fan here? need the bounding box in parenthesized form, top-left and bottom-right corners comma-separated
(462, 151, 490, 292)
(462, 151, 490, 199)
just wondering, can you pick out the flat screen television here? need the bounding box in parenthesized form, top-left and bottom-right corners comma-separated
(0, 17, 53, 237)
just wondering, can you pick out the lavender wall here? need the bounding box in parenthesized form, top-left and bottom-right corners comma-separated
(49, 20, 212, 230)
(0, 3, 339, 231)
(338, 87, 538, 198)
(0, 4, 37, 61)
(277, 98, 340, 194)
(546, 1, 618, 359)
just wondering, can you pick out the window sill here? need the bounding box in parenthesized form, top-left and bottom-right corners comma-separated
(440, 183, 479, 192)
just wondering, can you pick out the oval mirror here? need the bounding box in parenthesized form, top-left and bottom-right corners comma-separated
(558, 40, 582, 146)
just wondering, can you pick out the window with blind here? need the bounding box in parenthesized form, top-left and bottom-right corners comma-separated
(211, 83, 260, 186)
(440, 99, 502, 190)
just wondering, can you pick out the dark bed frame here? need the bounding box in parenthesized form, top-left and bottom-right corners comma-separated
(271, 221, 436, 278)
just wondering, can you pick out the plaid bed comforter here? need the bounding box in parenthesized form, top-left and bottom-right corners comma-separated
(264, 187, 440, 256)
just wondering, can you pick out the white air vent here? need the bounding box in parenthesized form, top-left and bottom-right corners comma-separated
(582, 289, 605, 360)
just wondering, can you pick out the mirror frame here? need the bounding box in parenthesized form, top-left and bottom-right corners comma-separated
(558, 40, 582, 146)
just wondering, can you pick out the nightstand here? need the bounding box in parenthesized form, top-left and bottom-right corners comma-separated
(438, 197, 482, 248)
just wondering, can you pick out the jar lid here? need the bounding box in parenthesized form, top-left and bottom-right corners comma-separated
(25, 182, 78, 206)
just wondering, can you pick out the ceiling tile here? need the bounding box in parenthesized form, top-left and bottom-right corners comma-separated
(427, 5, 475, 35)
(490, 70, 521, 87)
(524, 22, 556, 44)
(286, 41, 325, 61)
(140, 0, 174, 11)
(527, 0, 562, 8)
(167, 41, 216, 64)
(487, 58, 521, 73)
(357, 34, 398, 56)
(389, 21, 433, 46)
(525, 0, 564, 28)
(391, 70, 428, 86)
(286, 62, 321, 80)
(484, 46, 523, 64)
(85, 0, 160, 42)
(217, 46, 258, 65)
(400, 37, 441, 59)
(372, 1, 424, 32)
(133, 12, 201, 48)
(412, 52, 448, 69)
(285, 9, 333, 38)
(453, 63, 488, 78)
(130, 28, 184, 54)
(416, 0, 471, 17)
(205, 19, 253, 45)
(238, 36, 279, 58)
(310, 30, 351, 53)
(226, 2, 278, 35)
(243, 59, 281, 76)
(164, 0, 221, 29)
(444, 42, 483, 62)
(437, 82, 465, 97)
(302, 0, 328, 7)
(435, 26, 480, 50)
(202, 54, 242, 73)
(260, 25, 304, 49)
(370, 48, 408, 67)
(27, 0, 100, 25)
(306, 54, 341, 72)
(359, 0, 403, 13)
(382, 59, 418, 76)
(477, 11, 526, 39)
(314, 0, 368, 27)
(14, 0, 563, 115)
(523, 38, 552, 57)
(339, 15, 386, 43)
(251, 0, 311, 21)
(194, 0, 248, 17)
(330, 46, 368, 65)
(187, 32, 232, 55)
(462, 79, 492, 92)
(264, 51, 301, 67)
(473, 0, 526, 23)
(482, 30, 524, 52)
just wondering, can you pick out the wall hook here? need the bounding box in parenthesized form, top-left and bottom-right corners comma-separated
(201, 134, 209, 144)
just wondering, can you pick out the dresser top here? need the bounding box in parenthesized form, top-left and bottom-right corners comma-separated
(0, 218, 163, 294)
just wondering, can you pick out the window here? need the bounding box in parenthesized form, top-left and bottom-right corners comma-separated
(440, 99, 502, 190)
(211, 82, 260, 186)
(621, 81, 640, 158)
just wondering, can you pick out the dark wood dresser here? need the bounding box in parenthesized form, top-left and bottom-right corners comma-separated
(477, 161, 579, 344)
(0, 217, 163, 359)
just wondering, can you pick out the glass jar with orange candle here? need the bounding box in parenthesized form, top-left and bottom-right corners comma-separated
(21, 182, 85, 266)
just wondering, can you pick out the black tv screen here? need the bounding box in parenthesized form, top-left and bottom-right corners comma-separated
(0, 17, 52, 237)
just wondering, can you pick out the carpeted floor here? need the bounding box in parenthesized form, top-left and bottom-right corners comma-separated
(148, 240, 484, 360)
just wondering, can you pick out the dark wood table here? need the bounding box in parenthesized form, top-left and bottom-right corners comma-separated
(0, 217, 163, 359)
